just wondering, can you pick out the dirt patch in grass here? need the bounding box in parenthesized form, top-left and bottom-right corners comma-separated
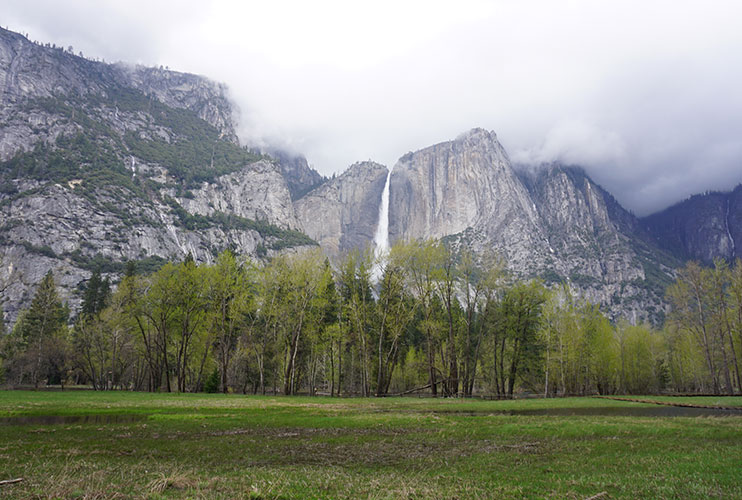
(204, 425, 417, 439)
(241, 433, 548, 469)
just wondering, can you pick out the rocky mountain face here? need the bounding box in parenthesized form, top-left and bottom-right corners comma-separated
(174, 160, 301, 229)
(294, 161, 388, 257)
(0, 29, 236, 160)
(387, 129, 675, 323)
(518, 165, 677, 321)
(641, 185, 742, 264)
(0, 28, 315, 323)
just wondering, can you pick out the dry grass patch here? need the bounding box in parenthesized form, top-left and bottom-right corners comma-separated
(147, 469, 200, 494)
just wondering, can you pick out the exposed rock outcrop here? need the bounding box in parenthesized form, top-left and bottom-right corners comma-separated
(519, 165, 676, 322)
(176, 160, 301, 229)
(0, 182, 270, 318)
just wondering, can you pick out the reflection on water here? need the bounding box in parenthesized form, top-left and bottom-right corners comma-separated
(0, 414, 147, 425)
(2, 406, 740, 425)
(501, 406, 742, 417)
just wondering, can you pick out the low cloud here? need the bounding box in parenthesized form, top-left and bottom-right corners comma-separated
(511, 120, 627, 168)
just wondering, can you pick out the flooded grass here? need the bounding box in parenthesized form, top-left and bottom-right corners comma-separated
(0, 391, 740, 499)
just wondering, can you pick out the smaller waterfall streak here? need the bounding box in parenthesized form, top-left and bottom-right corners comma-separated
(372, 168, 392, 280)
(726, 198, 736, 258)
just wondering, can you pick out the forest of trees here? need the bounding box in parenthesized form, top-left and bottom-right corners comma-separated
(2, 242, 742, 397)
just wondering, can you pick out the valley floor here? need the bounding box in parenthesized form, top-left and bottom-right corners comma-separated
(0, 391, 740, 499)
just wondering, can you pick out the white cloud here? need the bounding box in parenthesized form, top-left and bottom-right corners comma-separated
(511, 120, 627, 168)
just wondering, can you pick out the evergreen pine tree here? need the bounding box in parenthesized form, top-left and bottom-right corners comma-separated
(97, 277, 110, 313)
(81, 269, 102, 317)
(81, 269, 111, 318)
(17, 271, 69, 387)
(124, 260, 137, 278)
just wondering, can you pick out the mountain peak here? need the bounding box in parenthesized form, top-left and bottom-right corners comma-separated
(456, 127, 496, 142)
(346, 160, 388, 175)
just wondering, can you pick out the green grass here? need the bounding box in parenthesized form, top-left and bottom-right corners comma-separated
(0, 391, 740, 499)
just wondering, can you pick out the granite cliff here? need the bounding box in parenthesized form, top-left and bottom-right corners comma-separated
(386, 129, 676, 323)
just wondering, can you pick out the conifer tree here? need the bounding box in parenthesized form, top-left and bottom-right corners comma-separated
(81, 269, 102, 317)
(15, 271, 69, 387)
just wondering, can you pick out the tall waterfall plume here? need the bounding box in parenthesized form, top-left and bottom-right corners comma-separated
(371, 167, 392, 281)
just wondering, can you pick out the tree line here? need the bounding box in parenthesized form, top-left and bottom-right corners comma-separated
(2, 242, 742, 396)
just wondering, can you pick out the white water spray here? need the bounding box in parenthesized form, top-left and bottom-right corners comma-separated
(371, 168, 392, 281)
(726, 198, 736, 258)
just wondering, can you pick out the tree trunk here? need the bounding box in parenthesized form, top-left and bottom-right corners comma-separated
(427, 327, 437, 397)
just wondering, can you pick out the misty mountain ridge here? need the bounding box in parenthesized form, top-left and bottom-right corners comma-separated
(0, 27, 738, 327)
(641, 184, 742, 264)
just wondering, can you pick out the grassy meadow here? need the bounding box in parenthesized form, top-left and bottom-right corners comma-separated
(0, 391, 741, 499)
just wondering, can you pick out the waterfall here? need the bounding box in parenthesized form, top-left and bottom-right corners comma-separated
(371, 168, 392, 281)
(726, 198, 736, 258)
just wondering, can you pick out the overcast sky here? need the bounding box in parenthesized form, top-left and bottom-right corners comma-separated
(5, 0, 742, 215)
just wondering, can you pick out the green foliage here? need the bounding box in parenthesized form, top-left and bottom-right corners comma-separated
(5, 239, 738, 398)
(5, 271, 70, 387)
(1, 90, 268, 226)
(484, 280, 547, 397)
(15, 245, 168, 276)
(164, 197, 316, 249)
(16, 272, 68, 344)
(540, 268, 564, 285)
(568, 273, 601, 288)
(3, 131, 132, 190)
(203, 369, 220, 393)
(109, 86, 264, 188)
(666, 259, 742, 394)
(19, 241, 58, 259)
(124, 130, 262, 189)
(0, 302, 5, 339)
(68, 252, 168, 275)
(615, 322, 665, 394)
(80, 269, 110, 318)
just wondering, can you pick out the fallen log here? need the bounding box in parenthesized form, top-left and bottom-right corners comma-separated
(0, 478, 23, 486)
(392, 383, 433, 396)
